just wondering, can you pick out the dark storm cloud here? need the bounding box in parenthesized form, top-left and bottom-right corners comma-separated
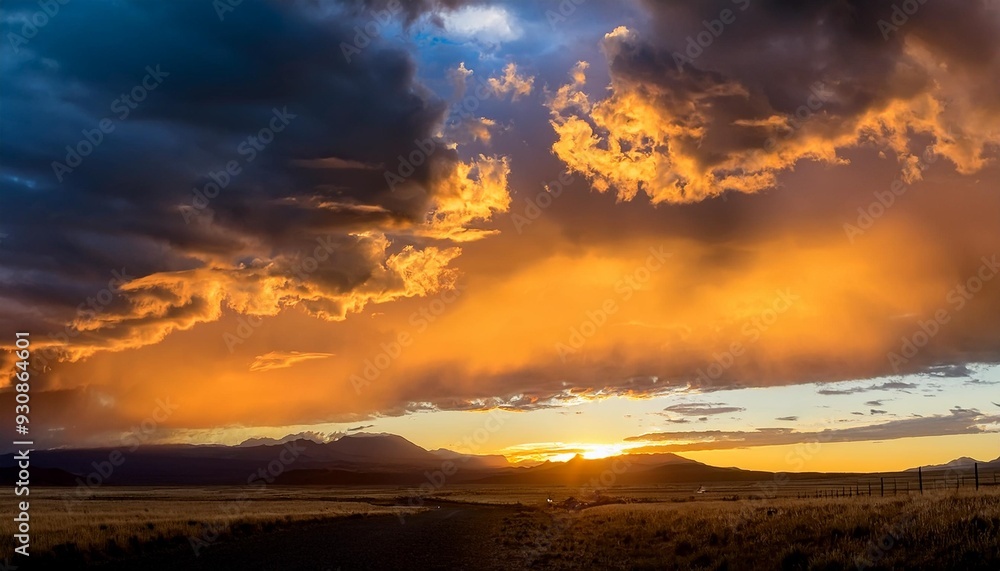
(817, 381, 916, 396)
(925, 364, 974, 378)
(636, 0, 1000, 118)
(626, 407, 1000, 451)
(347, 424, 375, 431)
(661, 402, 745, 417)
(0, 0, 508, 370)
(351, 0, 481, 24)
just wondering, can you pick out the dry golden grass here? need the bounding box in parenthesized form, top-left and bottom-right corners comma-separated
(0, 487, 422, 559)
(4, 485, 997, 569)
(500, 489, 1000, 570)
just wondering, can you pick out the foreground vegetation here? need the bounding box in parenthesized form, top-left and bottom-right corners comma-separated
(502, 489, 1000, 570)
(2, 486, 997, 569)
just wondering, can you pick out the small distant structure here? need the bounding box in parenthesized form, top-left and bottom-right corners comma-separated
(696, 486, 706, 494)
(548, 492, 630, 512)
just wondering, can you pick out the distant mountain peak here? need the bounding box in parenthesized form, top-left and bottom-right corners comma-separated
(908, 456, 997, 471)
(429, 448, 511, 468)
(341, 432, 398, 439)
(936, 456, 979, 467)
(238, 431, 335, 447)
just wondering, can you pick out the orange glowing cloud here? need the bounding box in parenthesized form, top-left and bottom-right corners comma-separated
(548, 26, 1000, 205)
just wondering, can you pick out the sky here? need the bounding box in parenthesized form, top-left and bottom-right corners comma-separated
(1, 0, 999, 472)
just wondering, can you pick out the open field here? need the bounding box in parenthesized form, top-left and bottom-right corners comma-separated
(508, 490, 1000, 570)
(0, 487, 423, 565)
(410, 471, 1000, 506)
(2, 483, 998, 569)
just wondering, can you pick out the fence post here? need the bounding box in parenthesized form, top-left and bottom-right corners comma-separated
(880, 477, 884, 497)
(918, 467, 923, 495)
(868, 483, 872, 496)
(975, 463, 979, 491)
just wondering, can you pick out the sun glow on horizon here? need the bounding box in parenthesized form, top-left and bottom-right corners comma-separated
(502, 441, 647, 464)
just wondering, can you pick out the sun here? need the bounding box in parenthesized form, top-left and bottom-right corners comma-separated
(580, 443, 630, 460)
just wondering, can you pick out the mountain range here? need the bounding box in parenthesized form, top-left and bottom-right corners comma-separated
(2, 433, 997, 487)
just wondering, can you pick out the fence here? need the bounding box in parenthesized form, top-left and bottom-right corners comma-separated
(790, 463, 999, 499)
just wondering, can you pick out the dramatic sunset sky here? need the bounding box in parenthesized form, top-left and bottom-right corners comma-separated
(2, 0, 999, 471)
